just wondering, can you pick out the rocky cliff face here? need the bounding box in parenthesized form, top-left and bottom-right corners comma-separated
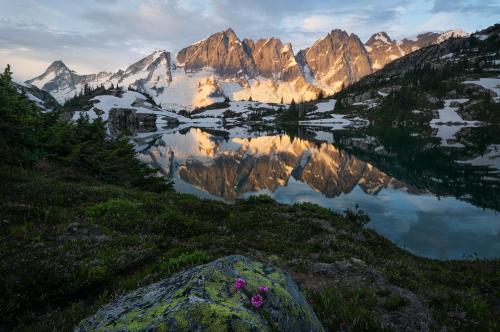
(119, 50, 174, 88)
(27, 60, 77, 92)
(26, 60, 110, 94)
(26, 51, 174, 103)
(243, 38, 302, 82)
(177, 28, 257, 79)
(27, 27, 469, 108)
(365, 32, 405, 70)
(365, 29, 468, 71)
(297, 30, 373, 94)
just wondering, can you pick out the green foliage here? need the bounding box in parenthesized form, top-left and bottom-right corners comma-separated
(276, 99, 301, 122)
(383, 294, 409, 311)
(84, 199, 143, 230)
(246, 194, 275, 204)
(1, 64, 499, 331)
(309, 286, 388, 331)
(157, 251, 211, 276)
(0, 65, 171, 191)
(294, 202, 333, 219)
(464, 288, 489, 321)
(0, 64, 46, 164)
(1, 166, 499, 331)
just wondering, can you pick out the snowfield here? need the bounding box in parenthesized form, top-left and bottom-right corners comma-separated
(192, 100, 285, 119)
(430, 99, 480, 148)
(71, 91, 221, 125)
(299, 114, 368, 129)
(463, 78, 500, 102)
(309, 99, 337, 113)
(430, 99, 472, 124)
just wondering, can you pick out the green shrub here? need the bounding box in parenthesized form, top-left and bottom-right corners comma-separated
(383, 294, 409, 311)
(157, 251, 211, 276)
(308, 285, 388, 331)
(84, 199, 143, 230)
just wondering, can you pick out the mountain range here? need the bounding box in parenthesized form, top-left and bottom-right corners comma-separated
(26, 28, 467, 111)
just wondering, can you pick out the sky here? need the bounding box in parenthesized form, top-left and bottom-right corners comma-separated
(0, 0, 498, 81)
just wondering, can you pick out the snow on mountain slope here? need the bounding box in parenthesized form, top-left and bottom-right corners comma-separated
(437, 29, 468, 43)
(28, 27, 472, 111)
(191, 100, 284, 119)
(430, 99, 480, 148)
(71, 90, 221, 126)
(462, 78, 500, 102)
(364, 29, 468, 72)
(150, 68, 227, 111)
(14, 81, 60, 111)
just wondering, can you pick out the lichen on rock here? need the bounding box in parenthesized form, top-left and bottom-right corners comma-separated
(75, 255, 324, 332)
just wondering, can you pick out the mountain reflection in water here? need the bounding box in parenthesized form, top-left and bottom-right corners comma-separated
(136, 127, 500, 260)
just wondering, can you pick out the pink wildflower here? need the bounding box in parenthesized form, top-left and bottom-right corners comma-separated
(251, 294, 264, 308)
(258, 285, 270, 293)
(235, 278, 247, 289)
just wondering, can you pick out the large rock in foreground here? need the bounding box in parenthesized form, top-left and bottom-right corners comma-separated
(75, 255, 323, 331)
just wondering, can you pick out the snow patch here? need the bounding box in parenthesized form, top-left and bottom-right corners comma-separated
(463, 78, 500, 102)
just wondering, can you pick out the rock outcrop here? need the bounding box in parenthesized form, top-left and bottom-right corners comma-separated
(365, 29, 468, 72)
(297, 29, 373, 94)
(75, 255, 324, 332)
(243, 38, 302, 82)
(177, 28, 257, 79)
(365, 32, 405, 70)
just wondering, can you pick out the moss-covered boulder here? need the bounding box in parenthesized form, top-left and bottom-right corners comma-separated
(75, 255, 324, 331)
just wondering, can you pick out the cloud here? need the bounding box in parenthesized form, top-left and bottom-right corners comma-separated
(432, 0, 500, 14)
(0, 0, 498, 81)
(417, 12, 457, 32)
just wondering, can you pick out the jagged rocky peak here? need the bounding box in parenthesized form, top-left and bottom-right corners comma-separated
(365, 28, 469, 72)
(365, 32, 405, 71)
(298, 29, 372, 93)
(366, 32, 393, 46)
(176, 28, 257, 78)
(46, 60, 71, 73)
(242, 37, 302, 81)
(121, 50, 174, 85)
(124, 50, 172, 74)
(26, 60, 76, 91)
(437, 29, 468, 43)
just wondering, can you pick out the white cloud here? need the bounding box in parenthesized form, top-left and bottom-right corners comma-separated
(417, 12, 456, 32)
(0, 0, 498, 81)
(301, 15, 335, 33)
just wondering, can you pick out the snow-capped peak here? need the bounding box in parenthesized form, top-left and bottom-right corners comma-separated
(47, 60, 70, 72)
(366, 32, 393, 46)
(26, 60, 73, 90)
(437, 29, 468, 43)
(374, 32, 392, 44)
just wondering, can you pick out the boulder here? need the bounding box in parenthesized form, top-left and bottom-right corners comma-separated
(75, 255, 324, 332)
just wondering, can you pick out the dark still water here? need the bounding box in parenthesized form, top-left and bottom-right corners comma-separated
(133, 124, 500, 260)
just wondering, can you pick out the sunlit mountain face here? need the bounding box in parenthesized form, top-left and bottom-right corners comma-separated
(134, 126, 500, 260)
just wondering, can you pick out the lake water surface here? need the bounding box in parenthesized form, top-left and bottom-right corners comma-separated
(133, 124, 500, 260)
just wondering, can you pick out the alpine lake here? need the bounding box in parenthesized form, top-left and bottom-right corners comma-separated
(117, 111, 500, 260)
